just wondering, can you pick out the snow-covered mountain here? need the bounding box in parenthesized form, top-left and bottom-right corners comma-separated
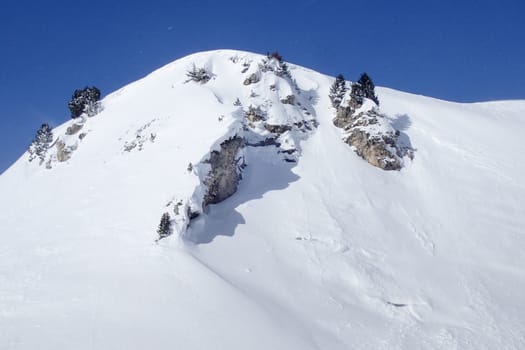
(1, 49, 524, 350)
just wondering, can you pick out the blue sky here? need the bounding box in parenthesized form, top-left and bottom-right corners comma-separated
(1, 0, 524, 173)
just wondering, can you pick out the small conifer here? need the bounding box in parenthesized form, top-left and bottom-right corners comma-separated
(157, 212, 172, 239)
(329, 74, 347, 108)
(28, 123, 54, 163)
(357, 73, 379, 105)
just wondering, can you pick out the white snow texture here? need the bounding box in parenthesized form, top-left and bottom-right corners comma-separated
(1, 50, 524, 349)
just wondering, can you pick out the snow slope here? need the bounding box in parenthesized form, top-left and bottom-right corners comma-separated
(1, 49, 524, 349)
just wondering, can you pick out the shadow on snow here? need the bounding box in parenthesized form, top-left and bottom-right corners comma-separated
(185, 148, 300, 244)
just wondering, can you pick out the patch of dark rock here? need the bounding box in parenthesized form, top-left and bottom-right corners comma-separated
(202, 137, 245, 208)
(280, 95, 295, 105)
(264, 124, 292, 134)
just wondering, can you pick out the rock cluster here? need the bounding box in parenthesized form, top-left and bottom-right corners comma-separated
(333, 98, 410, 171)
(55, 140, 76, 162)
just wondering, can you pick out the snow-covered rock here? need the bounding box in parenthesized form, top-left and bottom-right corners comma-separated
(334, 92, 412, 170)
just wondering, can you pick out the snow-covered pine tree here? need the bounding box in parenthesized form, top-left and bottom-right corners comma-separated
(350, 82, 365, 106)
(329, 74, 347, 108)
(28, 123, 54, 163)
(357, 73, 379, 105)
(68, 86, 101, 118)
(157, 212, 172, 239)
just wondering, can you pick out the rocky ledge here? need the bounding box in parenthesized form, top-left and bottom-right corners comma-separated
(333, 99, 412, 171)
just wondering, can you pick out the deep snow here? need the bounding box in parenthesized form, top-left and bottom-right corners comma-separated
(1, 50, 524, 349)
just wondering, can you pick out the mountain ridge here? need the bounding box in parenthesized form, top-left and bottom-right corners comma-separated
(1, 49, 524, 350)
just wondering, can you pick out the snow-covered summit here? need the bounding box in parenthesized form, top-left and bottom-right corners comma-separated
(1, 49, 525, 349)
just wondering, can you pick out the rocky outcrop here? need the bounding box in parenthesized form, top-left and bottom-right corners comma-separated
(202, 137, 245, 208)
(168, 52, 320, 240)
(333, 99, 410, 171)
(264, 124, 292, 134)
(56, 140, 76, 162)
(347, 129, 401, 170)
(333, 107, 354, 129)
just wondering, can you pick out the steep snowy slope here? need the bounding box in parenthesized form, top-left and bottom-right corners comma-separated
(1, 50, 524, 349)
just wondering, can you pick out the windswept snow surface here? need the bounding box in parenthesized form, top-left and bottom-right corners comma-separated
(1, 50, 525, 349)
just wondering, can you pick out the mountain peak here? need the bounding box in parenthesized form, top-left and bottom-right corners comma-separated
(1, 50, 525, 349)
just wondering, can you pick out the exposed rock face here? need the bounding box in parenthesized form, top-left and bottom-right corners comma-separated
(203, 137, 244, 208)
(56, 140, 74, 162)
(333, 99, 409, 171)
(264, 124, 292, 134)
(347, 129, 401, 170)
(333, 107, 354, 129)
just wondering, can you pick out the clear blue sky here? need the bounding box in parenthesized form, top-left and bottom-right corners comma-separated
(1, 0, 524, 173)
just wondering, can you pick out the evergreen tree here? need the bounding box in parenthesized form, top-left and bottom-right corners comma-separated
(329, 74, 347, 108)
(157, 212, 172, 239)
(269, 51, 283, 62)
(350, 82, 365, 105)
(28, 123, 54, 163)
(357, 73, 379, 105)
(68, 86, 101, 118)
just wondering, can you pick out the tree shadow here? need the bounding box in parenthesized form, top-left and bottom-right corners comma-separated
(390, 114, 415, 157)
(391, 113, 412, 131)
(297, 88, 320, 119)
(185, 147, 300, 244)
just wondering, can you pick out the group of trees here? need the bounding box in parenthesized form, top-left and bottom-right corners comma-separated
(28, 86, 101, 165)
(329, 72, 379, 108)
(352, 73, 379, 105)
